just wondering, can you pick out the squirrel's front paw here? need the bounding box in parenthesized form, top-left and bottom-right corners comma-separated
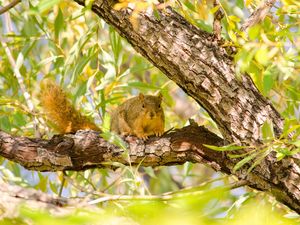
(136, 134, 148, 140)
(155, 131, 164, 137)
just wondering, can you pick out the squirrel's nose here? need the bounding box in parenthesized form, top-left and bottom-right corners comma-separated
(150, 112, 155, 118)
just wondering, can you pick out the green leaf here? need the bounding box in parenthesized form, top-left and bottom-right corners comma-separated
(228, 30, 237, 42)
(35, 0, 62, 13)
(153, 8, 161, 20)
(263, 69, 274, 96)
(54, 8, 64, 40)
(0, 116, 11, 131)
(210, 5, 220, 14)
(261, 120, 274, 140)
(15, 52, 24, 70)
(109, 27, 122, 67)
(49, 181, 58, 194)
(71, 47, 99, 84)
(233, 153, 258, 172)
(228, 15, 241, 23)
(247, 149, 270, 173)
(64, 30, 95, 79)
(143, 167, 157, 179)
(183, 1, 196, 12)
(255, 47, 269, 66)
(195, 20, 213, 32)
(292, 140, 300, 147)
(280, 124, 300, 139)
(203, 144, 247, 151)
(236, 0, 244, 8)
(100, 131, 128, 151)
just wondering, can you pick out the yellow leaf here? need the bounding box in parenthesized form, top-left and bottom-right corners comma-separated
(228, 30, 237, 42)
(255, 47, 269, 65)
(228, 15, 241, 22)
(210, 5, 220, 14)
(246, 0, 253, 6)
(228, 20, 236, 29)
(114, 2, 129, 10)
(197, 4, 208, 20)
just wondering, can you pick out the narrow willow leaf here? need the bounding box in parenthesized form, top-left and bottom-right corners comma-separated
(36, 0, 61, 13)
(203, 144, 247, 151)
(261, 120, 275, 140)
(54, 8, 64, 40)
(263, 69, 274, 96)
(280, 124, 300, 139)
(210, 5, 220, 14)
(233, 152, 258, 172)
(247, 149, 270, 173)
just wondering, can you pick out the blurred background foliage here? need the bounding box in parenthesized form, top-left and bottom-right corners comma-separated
(0, 0, 299, 224)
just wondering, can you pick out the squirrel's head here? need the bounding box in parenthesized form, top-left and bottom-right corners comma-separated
(138, 93, 164, 120)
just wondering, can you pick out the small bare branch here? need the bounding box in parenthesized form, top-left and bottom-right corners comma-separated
(0, 0, 21, 15)
(241, 0, 276, 31)
(213, 0, 225, 40)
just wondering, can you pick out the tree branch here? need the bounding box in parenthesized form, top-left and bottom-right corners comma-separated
(0, 126, 224, 171)
(0, 180, 80, 218)
(241, 0, 277, 31)
(0, 126, 300, 213)
(0, 0, 21, 15)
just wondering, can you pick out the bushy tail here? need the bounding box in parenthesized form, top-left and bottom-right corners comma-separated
(39, 80, 100, 134)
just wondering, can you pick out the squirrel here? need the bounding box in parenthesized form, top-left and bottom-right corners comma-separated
(39, 80, 165, 139)
(110, 93, 165, 139)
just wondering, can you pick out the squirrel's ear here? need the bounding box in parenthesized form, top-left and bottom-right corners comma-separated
(157, 92, 163, 101)
(138, 93, 145, 101)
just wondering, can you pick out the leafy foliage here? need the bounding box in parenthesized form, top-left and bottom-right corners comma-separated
(0, 0, 300, 224)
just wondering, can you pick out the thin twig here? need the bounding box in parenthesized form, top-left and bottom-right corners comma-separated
(162, 176, 228, 196)
(0, 0, 21, 15)
(58, 173, 66, 197)
(0, 33, 41, 137)
(241, 0, 276, 31)
(101, 169, 127, 192)
(213, 0, 224, 40)
(87, 179, 249, 205)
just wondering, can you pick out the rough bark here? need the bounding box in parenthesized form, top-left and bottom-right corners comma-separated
(0, 126, 223, 171)
(1, 127, 300, 213)
(73, 0, 283, 144)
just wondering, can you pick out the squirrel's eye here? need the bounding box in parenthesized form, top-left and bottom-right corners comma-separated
(142, 104, 145, 108)
(158, 104, 161, 108)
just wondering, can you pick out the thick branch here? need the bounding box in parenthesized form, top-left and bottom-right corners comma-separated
(0, 126, 223, 171)
(0, 127, 300, 213)
(73, 0, 283, 143)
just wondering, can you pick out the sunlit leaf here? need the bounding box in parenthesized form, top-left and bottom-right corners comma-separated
(204, 143, 247, 151)
(35, 0, 62, 13)
(54, 8, 64, 40)
(233, 152, 258, 172)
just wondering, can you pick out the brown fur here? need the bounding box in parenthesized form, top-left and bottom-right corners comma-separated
(39, 80, 100, 133)
(110, 93, 165, 139)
